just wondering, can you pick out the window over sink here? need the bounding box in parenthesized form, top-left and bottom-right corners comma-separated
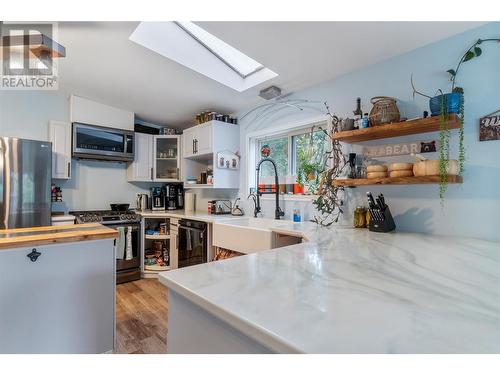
(247, 118, 330, 198)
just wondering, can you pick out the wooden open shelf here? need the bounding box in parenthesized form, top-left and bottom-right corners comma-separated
(333, 175, 463, 187)
(332, 114, 460, 143)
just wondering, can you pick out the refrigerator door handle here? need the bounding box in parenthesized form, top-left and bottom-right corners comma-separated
(0, 139, 4, 227)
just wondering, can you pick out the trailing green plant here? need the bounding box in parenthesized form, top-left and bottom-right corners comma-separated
(311, 102, 347, 226)
(446, 38, 499, 177)
(446, 38, 500, 92)
(458, 94, 465, 174)
(412, 37, 499, 203)
(438, 92, 450, 204)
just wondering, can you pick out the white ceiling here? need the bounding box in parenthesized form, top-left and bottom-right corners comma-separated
(57, 21, 485, 128)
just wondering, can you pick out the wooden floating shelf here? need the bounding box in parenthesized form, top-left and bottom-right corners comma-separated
(333, 175, 463, 187)
(332, 114, 460, 143)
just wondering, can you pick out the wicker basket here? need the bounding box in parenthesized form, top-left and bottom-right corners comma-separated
(369, 96, 400, 126)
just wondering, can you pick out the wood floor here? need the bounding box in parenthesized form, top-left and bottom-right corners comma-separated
(115, 279, 168, 354)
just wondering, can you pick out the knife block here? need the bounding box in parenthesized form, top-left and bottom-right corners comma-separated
(369, 206, 396, 233)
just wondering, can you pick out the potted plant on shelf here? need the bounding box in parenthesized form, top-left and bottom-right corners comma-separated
(411, 37, 500, 203)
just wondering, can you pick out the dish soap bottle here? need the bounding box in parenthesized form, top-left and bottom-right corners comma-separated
(293, 202, 301, 222)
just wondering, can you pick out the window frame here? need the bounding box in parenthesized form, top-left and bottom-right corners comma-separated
(246, 115, 330, 194)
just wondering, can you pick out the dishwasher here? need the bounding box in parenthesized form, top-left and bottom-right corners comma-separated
(177, 219, 207, 268)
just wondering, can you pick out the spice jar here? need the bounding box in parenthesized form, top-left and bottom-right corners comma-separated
(354, 206, 367, 228)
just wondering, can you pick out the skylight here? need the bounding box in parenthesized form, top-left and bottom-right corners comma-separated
(129, 22, 277, 92)
(175, 21, 264, 79)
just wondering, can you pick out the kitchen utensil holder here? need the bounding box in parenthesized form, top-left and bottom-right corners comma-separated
(368, 206, 396, 233)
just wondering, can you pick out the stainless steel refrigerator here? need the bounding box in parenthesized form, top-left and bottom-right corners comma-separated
(0, 137, 52, 229)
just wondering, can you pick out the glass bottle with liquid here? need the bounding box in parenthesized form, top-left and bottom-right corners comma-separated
(353, 98, 362, 129)
(293, 202, 302, 222)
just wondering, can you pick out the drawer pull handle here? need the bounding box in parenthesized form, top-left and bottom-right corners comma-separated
(27, 249, 41, 262)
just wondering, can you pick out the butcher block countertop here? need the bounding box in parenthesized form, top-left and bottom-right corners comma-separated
(0, 223, 118, 250)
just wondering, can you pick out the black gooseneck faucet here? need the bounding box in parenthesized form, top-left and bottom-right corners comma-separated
(253, 158, 285, 220)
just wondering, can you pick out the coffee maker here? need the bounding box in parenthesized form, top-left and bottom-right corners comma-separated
(150, 187, 165, 211)
(164, 183, 184, 210)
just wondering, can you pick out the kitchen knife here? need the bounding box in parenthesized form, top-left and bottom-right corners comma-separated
(379, 194, 386, 209)
(367, 192, 376, 209)
(376, 197, 384, 211)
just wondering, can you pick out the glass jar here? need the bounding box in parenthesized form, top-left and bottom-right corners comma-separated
(354, 206, 367, 228)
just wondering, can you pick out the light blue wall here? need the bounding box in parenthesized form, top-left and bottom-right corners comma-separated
(237, 22, 500, 241)
(0, 90, 154, 211)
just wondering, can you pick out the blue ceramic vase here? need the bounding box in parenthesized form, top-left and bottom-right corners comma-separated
(429, 92, 462, 116)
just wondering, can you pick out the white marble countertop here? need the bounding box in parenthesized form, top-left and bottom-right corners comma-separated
(159, 219, 500, 353)
(138, 209, 242, 223)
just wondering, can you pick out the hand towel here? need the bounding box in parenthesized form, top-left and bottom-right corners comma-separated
(116, 227, 126, 260)
(125, 226, 133, 260)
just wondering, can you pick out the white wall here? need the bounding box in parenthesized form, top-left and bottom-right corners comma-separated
(0, 90, 154, 211)
(236, 22, 500, 241)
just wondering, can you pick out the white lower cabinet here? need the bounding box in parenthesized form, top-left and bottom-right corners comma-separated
(0, 239, 115, 354)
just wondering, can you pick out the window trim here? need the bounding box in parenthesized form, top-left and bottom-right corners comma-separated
(245, 114, 330, 194)
(174, 21, 265, 79)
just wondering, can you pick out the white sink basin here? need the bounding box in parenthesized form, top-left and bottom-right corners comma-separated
(213, 218, 276, 254)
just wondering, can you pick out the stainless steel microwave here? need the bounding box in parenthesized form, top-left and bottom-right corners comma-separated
(72, 122, 134, 162)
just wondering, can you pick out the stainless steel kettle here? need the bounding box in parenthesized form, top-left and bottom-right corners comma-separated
(136, 193, 149, 212)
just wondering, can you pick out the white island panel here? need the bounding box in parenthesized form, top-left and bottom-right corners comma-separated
(0, 239, 115, 354)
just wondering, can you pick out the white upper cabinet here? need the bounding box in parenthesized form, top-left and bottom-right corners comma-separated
(195, 124, 213, 156)
(70, 95, 134, 130)
(182, 128, 196, 158)
(127, 132, 154, 181)
(182, 120, 240, 189)
(48, 121, 72, 180)
(153, 135, 182, 182)
(127, 133, 183, 182)
(183, 122, 213, 158)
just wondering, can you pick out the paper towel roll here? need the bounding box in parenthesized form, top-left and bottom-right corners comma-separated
(185, 192, 196, 212)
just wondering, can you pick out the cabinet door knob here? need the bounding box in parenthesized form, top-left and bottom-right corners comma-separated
(27, 249, 42, 262)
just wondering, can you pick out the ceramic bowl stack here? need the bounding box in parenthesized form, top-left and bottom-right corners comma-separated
(366, 165, 388, 179)
(388, 163, 414, 177)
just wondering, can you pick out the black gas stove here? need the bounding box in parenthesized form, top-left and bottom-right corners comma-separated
(70, 209, 142, 284)
(70, 210, 141, 225)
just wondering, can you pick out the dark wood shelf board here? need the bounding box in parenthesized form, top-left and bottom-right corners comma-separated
(333, 175, 463, 187)
(332, 114, 460, 143)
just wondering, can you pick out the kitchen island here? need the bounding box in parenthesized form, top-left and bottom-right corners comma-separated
(0, 223, 117, 354)
(159, 221, 500, 354)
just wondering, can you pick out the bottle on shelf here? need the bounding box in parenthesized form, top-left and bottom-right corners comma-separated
(353, 98, 362, 130)
(361, 113, 370, 128)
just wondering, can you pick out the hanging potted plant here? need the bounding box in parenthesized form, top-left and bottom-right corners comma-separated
(412, 37, 500, 203)
(311, 103, 347, 226)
